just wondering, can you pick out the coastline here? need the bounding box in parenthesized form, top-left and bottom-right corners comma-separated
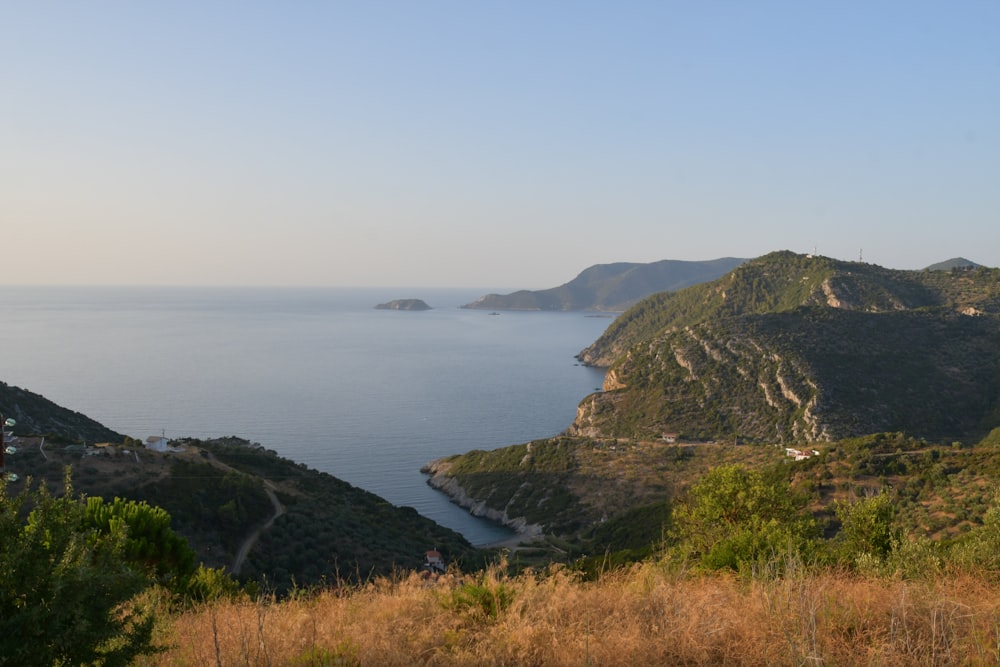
(479, 523, 544, 550)
(423, 458, 546, 549)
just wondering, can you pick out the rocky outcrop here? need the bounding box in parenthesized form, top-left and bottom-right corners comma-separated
(422, 459, 543, 538)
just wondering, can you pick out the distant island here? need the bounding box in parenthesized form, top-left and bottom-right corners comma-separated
(375, 299, 432, 311)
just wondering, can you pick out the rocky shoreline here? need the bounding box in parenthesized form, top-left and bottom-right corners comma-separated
(421, 459, 543, 546)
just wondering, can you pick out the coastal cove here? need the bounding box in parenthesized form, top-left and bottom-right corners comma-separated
(0, 286, 609, 545)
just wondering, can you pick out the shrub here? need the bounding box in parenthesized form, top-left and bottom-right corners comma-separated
(668, 464, 817, 573)
(441, 562, 515, 621)
(832, 490, 899, 566)
(0, 474, 162, 665)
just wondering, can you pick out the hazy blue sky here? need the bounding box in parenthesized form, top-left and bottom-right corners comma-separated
(3, 2, 998, 288)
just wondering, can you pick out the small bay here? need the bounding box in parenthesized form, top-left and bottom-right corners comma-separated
(0, 286, 609, 545)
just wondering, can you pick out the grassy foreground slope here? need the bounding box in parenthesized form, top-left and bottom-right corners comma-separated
(149, 561, 1000, 666)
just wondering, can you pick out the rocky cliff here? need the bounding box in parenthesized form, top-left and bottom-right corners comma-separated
(422, 459, 543, 539)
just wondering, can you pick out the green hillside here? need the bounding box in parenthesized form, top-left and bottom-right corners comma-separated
(0, 382, 125, 443)
(426, 427, 1000, 564)
(573, 251, 1000, 443)
(579, 251, 1000, 366)
(425, 251, 1000, 558)
(1, 385, 476, 594)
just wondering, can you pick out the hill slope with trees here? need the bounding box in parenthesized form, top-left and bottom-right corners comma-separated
(426, 251, 1000, 558)
(1, 385, 477, 593)
(1, 381, 126, 443)
(573, 251, 1000, 444)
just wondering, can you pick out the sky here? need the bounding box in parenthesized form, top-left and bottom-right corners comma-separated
(2, 2, 998, 288)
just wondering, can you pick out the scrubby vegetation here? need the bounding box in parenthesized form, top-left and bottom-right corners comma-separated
(145, 558, 1000, 666)
(431, 427, 1000, 582)
(12, 454, 1000, 665)
(3, 429, 1000, 664)
(143, 460, 1000, 664)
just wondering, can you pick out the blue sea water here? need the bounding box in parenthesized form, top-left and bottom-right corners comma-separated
(0, 286, 610, 545)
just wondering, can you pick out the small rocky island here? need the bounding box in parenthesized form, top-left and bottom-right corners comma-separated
(374, 298, 432, 311)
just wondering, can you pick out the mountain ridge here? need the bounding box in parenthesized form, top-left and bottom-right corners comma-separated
(571, 251, 1000, 444)
(462, 257, 746, 312)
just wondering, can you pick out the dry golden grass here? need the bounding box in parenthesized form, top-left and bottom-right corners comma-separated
(140, 561, 1000, 666)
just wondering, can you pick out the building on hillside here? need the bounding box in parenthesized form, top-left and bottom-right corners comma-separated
(145, 435, 169, 452)
(785, 447, 821, 461)
(661, 433, 678, 443)
(424, 549, 446, 574)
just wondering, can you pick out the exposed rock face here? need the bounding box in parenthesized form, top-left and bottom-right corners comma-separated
(422, 459, 543, 537)
(374, 299, 432, 311)
(602, 367, 627, 391)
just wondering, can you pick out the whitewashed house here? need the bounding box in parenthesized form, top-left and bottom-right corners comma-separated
(785, 447, 821, 461)
(145, 435, 169, 452)
(424, 549, 446, 574)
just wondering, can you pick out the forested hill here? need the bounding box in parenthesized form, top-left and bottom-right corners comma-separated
(0, 381, 125, 443)
(1, 382, 477, 593)
(462, 257, 746, 312)
(571, 251, 1000, 444)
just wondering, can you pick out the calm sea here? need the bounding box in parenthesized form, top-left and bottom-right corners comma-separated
(0, 286, 610, 545)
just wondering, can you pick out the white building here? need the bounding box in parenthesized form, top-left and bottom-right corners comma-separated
(145, 435, 169, 452)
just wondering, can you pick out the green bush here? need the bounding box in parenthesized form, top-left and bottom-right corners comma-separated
(0, 475, 162, 665)
(443, 565, 515, 621)
(668, 464, 817, 573)
(949, 496, 1000, 572)
(85, 495, 197, 590)
(832, 491, 899, 566)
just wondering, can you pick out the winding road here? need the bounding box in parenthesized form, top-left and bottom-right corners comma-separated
(231, 480, 285, 575)
(201, 450, 286, 576)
